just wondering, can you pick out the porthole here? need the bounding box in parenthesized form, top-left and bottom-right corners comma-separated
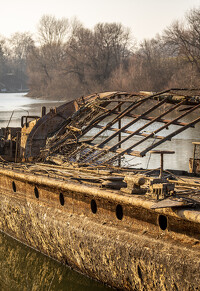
(158, 214, 168, 230)
(59, 193, 64, 206)
(91, 199, 97, 214)
(12, 181, 16, 192)
(116, 204, 123, 220)
(34, 186, 39, 199)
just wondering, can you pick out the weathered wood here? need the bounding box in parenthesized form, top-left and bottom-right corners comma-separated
(151, 198, 189, 209)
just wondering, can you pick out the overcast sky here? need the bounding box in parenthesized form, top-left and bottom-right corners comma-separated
(1, 0, 200, 41)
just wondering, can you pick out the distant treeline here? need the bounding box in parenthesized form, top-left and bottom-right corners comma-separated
(0, 7, 200, 99)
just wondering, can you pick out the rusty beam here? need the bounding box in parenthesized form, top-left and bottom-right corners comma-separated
(140, 114, 200, 156)
(77, 99, 147, 163)
(93, 124, 164, 139)
(111, 111, 192, 127)
(108, 100, 185, 152)
(104, 101, 200, 165)
(95, 97, 168, 150)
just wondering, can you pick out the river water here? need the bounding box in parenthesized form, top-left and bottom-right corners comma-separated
(0, 232, 110, 291)
(0, 92, 64, 128)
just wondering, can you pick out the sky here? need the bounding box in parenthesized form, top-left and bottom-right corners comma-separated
(1, 0, 200, 42)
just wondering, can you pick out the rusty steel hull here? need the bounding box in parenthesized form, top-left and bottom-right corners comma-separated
(0, 166, 199, 290)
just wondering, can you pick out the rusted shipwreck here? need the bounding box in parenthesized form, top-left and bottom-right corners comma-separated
(0, 89, 200, 290)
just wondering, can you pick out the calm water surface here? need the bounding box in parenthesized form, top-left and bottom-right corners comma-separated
(0, 232, 110, 291)
(0, 92, 64, 128)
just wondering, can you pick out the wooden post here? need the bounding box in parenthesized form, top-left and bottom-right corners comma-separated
(41, 106, 46, 117)
(15, 132, 19, 163)
(118, 97, 121, 167)
(192, 144, 196, 173)
(149, 150, 175, 180)
(160, 152, 164, 179)
(191, 142, 200, 173)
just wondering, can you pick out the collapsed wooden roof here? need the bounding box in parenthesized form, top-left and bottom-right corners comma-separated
(43, 89, 200, 168)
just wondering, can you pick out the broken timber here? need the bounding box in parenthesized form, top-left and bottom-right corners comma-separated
(40, 89, 200, 168)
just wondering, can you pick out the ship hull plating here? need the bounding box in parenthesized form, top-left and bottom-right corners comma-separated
(0, 168, 199, 290)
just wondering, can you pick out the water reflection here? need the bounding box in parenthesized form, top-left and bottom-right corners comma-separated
(0, 232, 110, 291)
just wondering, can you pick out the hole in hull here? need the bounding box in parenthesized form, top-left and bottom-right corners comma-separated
(34, 186, 39, 199)
(116, 204, 123, 220)
(12, 181, 16, 192)
(158, 215, 168, 230)
(91, 199, 97, 214)
(59, 193, 64, 206)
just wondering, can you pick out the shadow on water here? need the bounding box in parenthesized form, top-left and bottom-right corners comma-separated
(0, 232, 111, 291)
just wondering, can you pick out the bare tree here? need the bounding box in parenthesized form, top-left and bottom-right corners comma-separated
(37, 15, 69, 45)
(93, 23, 132, 81)
(8, 32, 34, 60)
(164, 8, 200, 76)
(66, 22, 133, 93)
(27, 15, 72, 97)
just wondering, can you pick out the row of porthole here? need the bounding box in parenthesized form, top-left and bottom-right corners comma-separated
(91, 199, 124, 220)
(90, 198, 168, 230)
(12, 181, 39, 198)
(60, 194, 124, 221)
(11, 181, 168, 229)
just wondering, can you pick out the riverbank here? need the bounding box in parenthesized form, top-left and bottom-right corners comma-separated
(26, 89, 80, 101)
(0, 89, 29, 94)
